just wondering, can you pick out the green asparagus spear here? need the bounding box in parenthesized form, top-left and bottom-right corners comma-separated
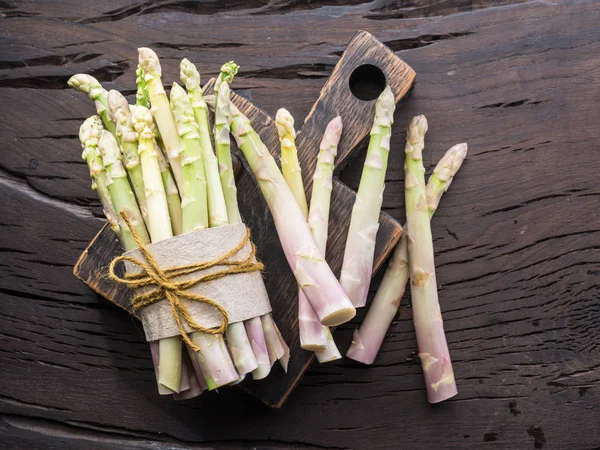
(68, 74, 116, 135)
(339, 86, 395, 308)
(138, 48, 184, 191)
(180, 58, 228, 227)
(79, 116, 122, 243)
(106, 90, 150, 229)
(131, 104, 182, 393)
(97, 130, 150, 251)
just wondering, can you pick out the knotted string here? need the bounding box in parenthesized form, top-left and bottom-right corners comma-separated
(108, 213, 264, 352)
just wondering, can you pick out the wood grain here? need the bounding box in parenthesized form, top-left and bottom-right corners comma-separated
(74, 30, 413, 406)
(1, 0, 600, 448)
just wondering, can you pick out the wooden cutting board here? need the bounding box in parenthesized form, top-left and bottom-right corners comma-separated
(73, 30, 415, 407)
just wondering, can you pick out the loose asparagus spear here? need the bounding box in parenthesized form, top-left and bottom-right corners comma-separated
(97, 130, 150, 251)
(106, 90, 150, 229)
(170, 82, 209, 233)
(79, 116, 122, 242)
(137, 48, 184, 191)
(68, 74, 116, 135)
(180, 58, 228, 227)
(135, 65, 150, 108)
(212, 63, 263, 378)
(403, 115, 457, 403)
(167, 84, 239, 389)
(130, 105, 182, 393)
(276, 111, 342, 360)
(346, 143, 467, 365)
(340, 86, 395, 308)
(228, 102, 355, 326)
(275, 109, 308, 217)
(308, 117, 344, 363)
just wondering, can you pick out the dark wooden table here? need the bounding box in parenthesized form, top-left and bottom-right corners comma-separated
(1, 1, 599, 448)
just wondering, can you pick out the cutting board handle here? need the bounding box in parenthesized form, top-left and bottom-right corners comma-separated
(296, 30, 416, 176)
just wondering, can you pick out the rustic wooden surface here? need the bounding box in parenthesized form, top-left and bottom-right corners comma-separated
(1, 0, 599, 448)
(74, 32, 414, 407)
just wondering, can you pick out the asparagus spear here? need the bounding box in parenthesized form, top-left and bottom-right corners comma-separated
(244, 317, 271, 379)
(167, 84, 239, 389)
(212, 63, 263, 377)
(276, 111, 342, 359)
(275, 321, 290, 372)
(79, 116, 121, 241)
(214, 62, 242, 224)
(275, 109, 308, 217)
(185, 345, 209, 392)
(155, 142, 183, 236)
(135, 64, 150, 108)
(170, 82, 209, 233)
(346, 143, 467, 365)
(228, 102, 355, 326)
(180, 58, 228, 227)
(136, 65, 183, 235)
(106, 90, 150, 229)
(137, 48, 184, 191)
(261, 314, 285, 365)
(97, 130, 150, 251)
(309, 117, 344, 363)
(173, 351, 204, 400)
(403, 115, 457, 403)
(340, 86, 395, 308)
(130, 105, 182, 393)
(68, 74, 116, 135)
(94, 126, 174, 394)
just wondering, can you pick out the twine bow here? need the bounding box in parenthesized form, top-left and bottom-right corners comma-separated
(108, 213, 264, 352)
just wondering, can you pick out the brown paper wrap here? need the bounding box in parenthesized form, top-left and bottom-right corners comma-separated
(123, 223, 272, 342)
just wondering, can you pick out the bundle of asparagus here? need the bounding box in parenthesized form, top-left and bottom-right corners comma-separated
(70, 49, 290, 399)
(72, 45, 468, 406)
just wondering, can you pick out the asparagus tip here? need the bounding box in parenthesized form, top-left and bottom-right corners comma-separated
(169, 82, 196, 136)
(275, 108, 295, 140)
(322, 116, 343, 149)
(180, 58, 200, 91)
(98, 128, 119, 152)
(138, 47, 161, 76)
(408, 115, 428, 143)
(79, 116, 104, 155)
(330, 115, 343, 131)
(169, 81, 187, 102)
(219, 61, 239, 84)
(450, 143, 468, 172)
(106, 89, 130, 123)
(130, 104, 155, 139)
(67, 73, 101, 94)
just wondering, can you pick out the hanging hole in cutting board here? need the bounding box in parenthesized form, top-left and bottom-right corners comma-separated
(349, 64, 386, 101)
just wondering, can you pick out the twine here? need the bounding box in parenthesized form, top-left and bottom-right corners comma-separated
(108, 212, 264, 352)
